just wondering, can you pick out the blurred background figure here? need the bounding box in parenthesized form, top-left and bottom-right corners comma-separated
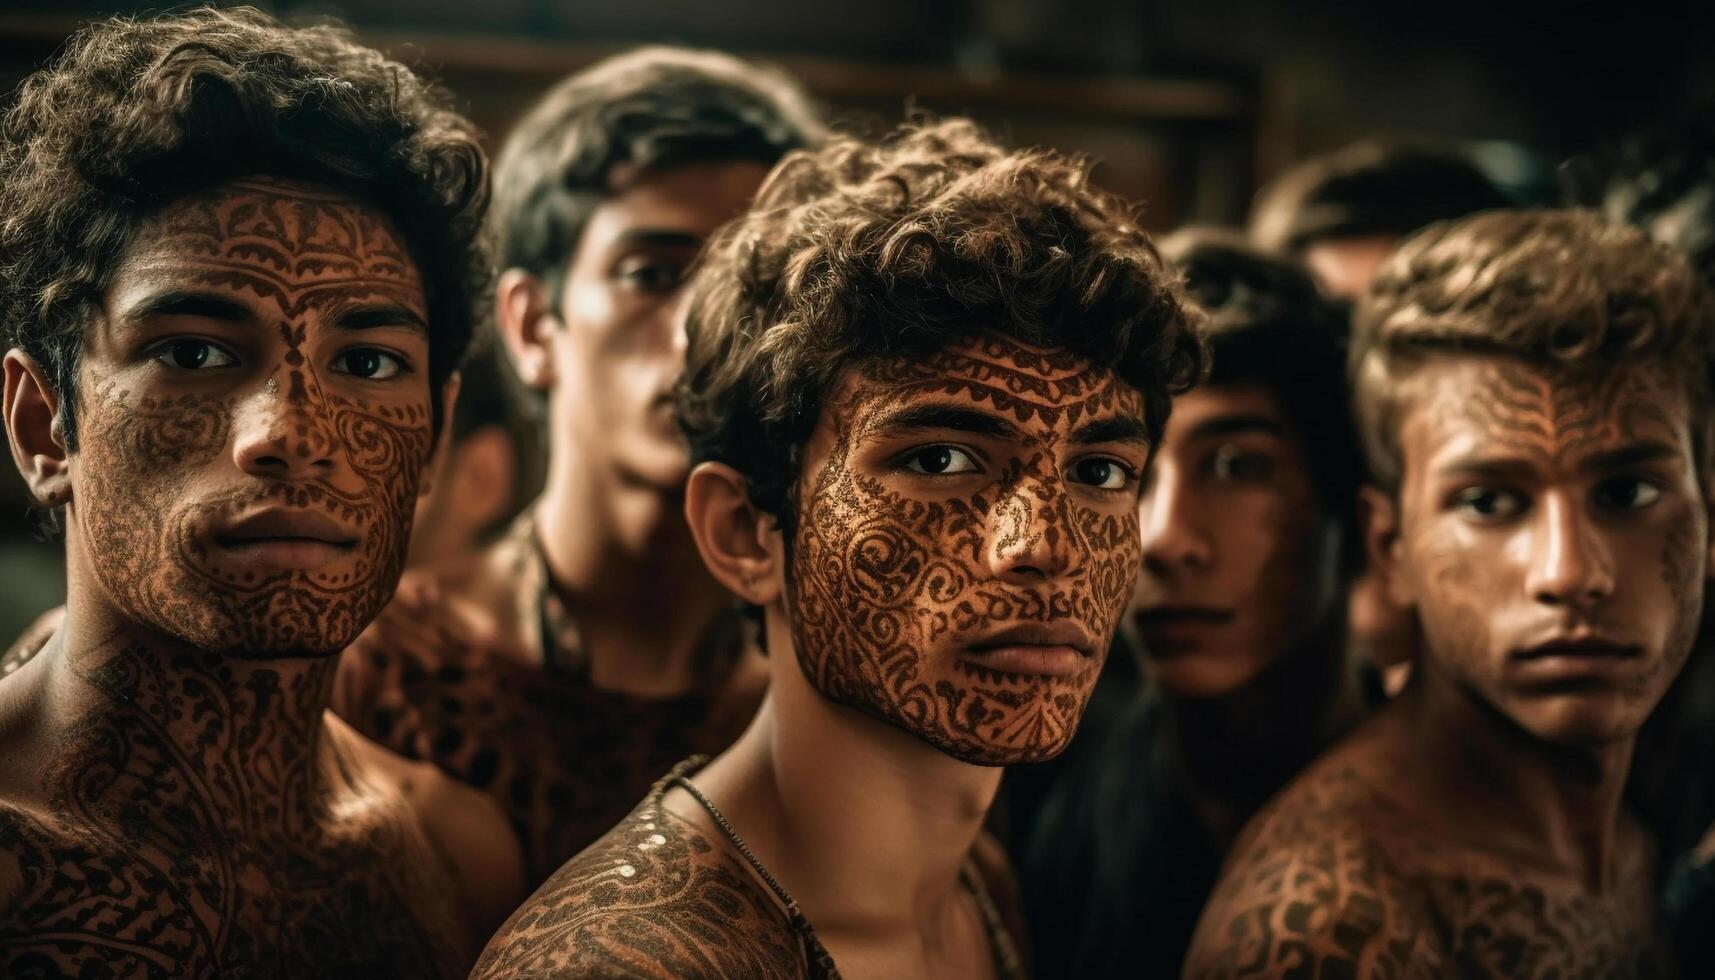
(1009, 230, 1367, 980)
(334, 45, 826, 889)
(1249, 140, 1509, 299)
(0, 463, 62, 650)
(407, 346, 538, 570)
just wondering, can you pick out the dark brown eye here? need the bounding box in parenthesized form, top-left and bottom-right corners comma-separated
(332, 348, 403, 380)
(903, 446, 978, 475)
(1072, 457, 1130, 490)
(1592, 477, 1660, 511)
(154, 339, 235, 370)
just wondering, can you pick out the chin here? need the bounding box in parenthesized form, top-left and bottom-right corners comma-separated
(1511, 694, 1644, 748)
(616, 444, 692, 491)
(1144, 649, 1267, 700)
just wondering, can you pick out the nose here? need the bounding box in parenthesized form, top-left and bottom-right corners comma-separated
(232, 369, 338, 481)
(1525, 492, 1614, 610)
(1139, 462, 1212, 576)
(988, 458, 1076, 585)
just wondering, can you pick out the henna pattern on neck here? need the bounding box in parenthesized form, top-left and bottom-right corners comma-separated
(787, 334, 1146, 764)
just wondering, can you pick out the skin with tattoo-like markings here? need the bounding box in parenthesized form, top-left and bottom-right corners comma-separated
(475, 332, 1148, 977)
(1183, 354, 1704, 979)
(0, 179, 522, 977)
(789, 334, 1147, 764)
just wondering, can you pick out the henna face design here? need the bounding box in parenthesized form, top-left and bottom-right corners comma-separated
(786, 333, 1150, 765)
(71, 180, 434, 657)
(1392, 356, 1707, 744)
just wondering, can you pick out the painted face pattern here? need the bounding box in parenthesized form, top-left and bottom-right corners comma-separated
(1394, 357, 1707, 744)
(73, 181, 435, 657)
(786, 334, 1149, 765)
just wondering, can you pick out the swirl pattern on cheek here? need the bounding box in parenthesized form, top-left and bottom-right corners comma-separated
(787, 335, 1145, 764)
(73, 183, 434, 658)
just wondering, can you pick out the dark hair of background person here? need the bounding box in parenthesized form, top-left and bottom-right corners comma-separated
(0, 4, 490, 452)
(489, 45, 825, 313)
(1015, 228, 1358, 980)
(1350, 208, 1715, 493)
(1158, 226, 1360, 528)
(1250, 140, 1510, 254)
(677, 116, 1207, 548)
(1563, 115, 1715, 289)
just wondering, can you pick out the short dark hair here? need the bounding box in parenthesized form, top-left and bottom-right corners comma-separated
(678, 118, 1207, 531)
(1352, 209, 1715, 490)
(490, 45, 824, 298)
(1251, 141, 1509, 254)
(1563, 118, 1715, 289)
(0, 5, 490, 449)
(1159, 227, 1360, 515)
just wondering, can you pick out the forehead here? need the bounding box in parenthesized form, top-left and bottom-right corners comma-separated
(582, 160, 771, 244)
(1166, 385, 1289, 438)
(1399, 354, 1692, 473)
(836, 332, 1142, 432)
(113, 177, 426, 313)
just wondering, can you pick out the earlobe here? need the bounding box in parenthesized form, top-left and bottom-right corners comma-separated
(3, 349, 71, 507)
(494, 269, 557, 390)
(684, 461, 782, 605)
(1359, 484, 1409, 606)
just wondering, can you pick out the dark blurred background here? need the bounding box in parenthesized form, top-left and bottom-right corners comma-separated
(1, 0, 1711, 640)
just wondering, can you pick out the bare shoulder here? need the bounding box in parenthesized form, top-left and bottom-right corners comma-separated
(1182, 755, 1451, 980)
(472, 795, 806, 980)
(335, 719, 526, 942)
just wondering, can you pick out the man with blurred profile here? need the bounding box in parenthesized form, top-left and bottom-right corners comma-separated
(334, 45, 826, 887)
(0, 8, 522, 975)
(1183, 209, 1712, 978)
(1015, 231, 1367, 980)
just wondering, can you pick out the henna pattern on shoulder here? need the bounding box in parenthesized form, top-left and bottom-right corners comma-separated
(471, 781, 807, 979)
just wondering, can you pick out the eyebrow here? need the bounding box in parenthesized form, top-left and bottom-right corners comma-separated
(332, 302, 430, 334)
(1186, 413, 1288, 440)
(613, 228, 705, 251)
(1579, 441, 1683, 474)
(120, 290, 255, 326)
(868, 403, 1022, 440)
(1072, 415, 1152, 446)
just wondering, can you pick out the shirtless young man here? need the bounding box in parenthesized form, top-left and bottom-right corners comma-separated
(1183, 209, 1715, 979)
(0, 9, 521, 976)
(471, 120, 1205, 978)
(334, 47, 825, 885)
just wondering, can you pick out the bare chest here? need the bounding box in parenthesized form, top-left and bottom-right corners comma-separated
(0, 804, 467, 980)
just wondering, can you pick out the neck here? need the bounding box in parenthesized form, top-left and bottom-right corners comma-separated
(533, 461, 732, 696)
(26, 585, 343, 842)
(700, 654, 1000, 937)
(1164, 614, 1360, 841)
(1400, 660, 1635, 888)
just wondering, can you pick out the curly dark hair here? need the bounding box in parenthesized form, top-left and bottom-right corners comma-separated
(1352, 208, 1715, 489)
(0, 5, 490, 449)
(677, 118, 1207, 534)
(491, 45, 824, 299)
(1159, 227, 1360, 517)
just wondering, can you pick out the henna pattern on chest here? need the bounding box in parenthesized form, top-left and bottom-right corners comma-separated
(1188, 758, 1679, 980)
(788, 335, 1146, 764)
(0, 645, 470, 979)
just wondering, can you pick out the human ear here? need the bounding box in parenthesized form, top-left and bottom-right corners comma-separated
(1359, 484, 1410, 607)
(684, 461, 782, 605)
(4, 349, 70, 507)
(494, 269, 558, 390)
(418, 371, 462, 500)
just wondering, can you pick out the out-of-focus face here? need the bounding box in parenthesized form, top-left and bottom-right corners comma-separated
(1387, 355, 1710, 745)
(785, 333, 1151, 765)
(69, 178, 436, 657)
(547, 160, 770, 490)
(1132, 384, 1339, 698)
(1303, 233, 1398, 300)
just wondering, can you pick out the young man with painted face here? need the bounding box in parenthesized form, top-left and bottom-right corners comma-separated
(1016, 231, 1366, 980)
(471, 119, 1205, 978)
(333, 47, 825, 886)
(1183, 209, 1715, 978)
(0, 9, 522, 976)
